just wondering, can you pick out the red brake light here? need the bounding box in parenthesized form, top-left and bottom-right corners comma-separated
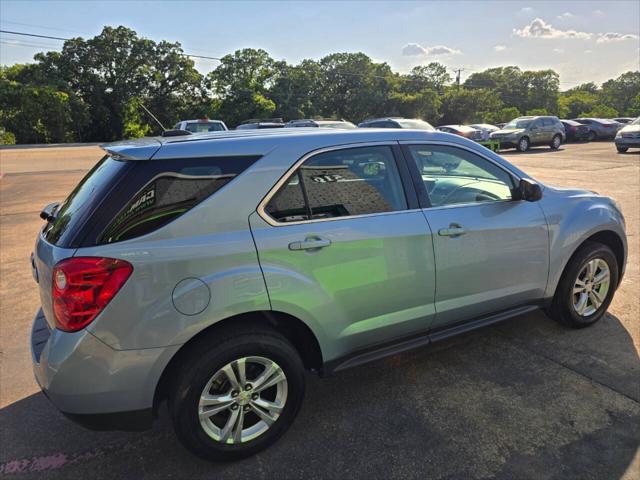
(52, 257, 133, 332)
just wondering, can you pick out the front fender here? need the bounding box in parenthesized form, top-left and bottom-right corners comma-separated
(541, 189, 627, 298)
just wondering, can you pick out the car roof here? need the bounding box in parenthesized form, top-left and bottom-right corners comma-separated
(103, 128, 476, 160)
(181, 119, 224, 123)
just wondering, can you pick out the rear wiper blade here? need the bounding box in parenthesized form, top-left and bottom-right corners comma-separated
(40, 202, 60, 222)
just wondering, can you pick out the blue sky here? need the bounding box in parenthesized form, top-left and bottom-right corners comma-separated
(1, 0, 638, 89)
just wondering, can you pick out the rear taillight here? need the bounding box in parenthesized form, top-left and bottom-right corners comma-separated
(52, 257, 133, 332)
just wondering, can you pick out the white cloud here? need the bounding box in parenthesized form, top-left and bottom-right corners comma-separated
(552, 48, 564, 54)
(593, 9, 605, 16)
(596, 32, 640, 43)
(513, 18, 592, 39)
(584, 49, 593, 54)
(402, 43, 461, 56)
(520, 7, 534, 13)
(556, 12, 573, 20)
(494, 45, 507, 52)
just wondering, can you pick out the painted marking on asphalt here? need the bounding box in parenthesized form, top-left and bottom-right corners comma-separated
(0, 432, 171, 475)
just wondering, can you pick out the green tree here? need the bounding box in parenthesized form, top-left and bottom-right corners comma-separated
(485, 106, 521, 124)
(401, 63, 451, 94)
(207, 48, 280, 126)
(599, 71, 640, 116)
(269, 60, 322, 120)
(558, 90, 599, 118)
(439, 88, 503, 124)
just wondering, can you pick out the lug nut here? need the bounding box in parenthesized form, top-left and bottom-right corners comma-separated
(245, 384, 252, 391)
(231, 404, 238, 410)
(252, 394, 259, 400)
(231, 391, 239, 398)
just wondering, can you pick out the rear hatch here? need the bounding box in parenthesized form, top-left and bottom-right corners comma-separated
(33, 143, 262, 328)
(34, 155, 133, 328)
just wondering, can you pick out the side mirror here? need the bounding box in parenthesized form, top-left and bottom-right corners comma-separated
(516, 178, 543, 202)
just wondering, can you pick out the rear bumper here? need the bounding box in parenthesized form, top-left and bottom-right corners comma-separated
(31, 308, 180, 431)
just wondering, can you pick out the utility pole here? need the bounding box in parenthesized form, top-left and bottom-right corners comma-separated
(453, 68, 464, 90)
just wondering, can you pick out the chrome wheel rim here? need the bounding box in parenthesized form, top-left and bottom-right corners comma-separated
(572, 258, 610, 317)
(198, 356, 288, 444)
(553, 136, 561, 148)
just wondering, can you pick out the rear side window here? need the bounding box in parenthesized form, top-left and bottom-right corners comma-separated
(44, 155, 261, 247)
(265, 146, 407, 223)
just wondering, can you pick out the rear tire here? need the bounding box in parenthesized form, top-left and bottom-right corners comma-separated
(550, 241, 618, 328)
(550, 134, 562, 150)
(169, 325, 305, 461)
(517, 136, 530, 152)
(587, 130, 596, 142)
(616, 146, 628, 153)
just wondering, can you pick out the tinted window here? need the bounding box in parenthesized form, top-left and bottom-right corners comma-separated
(265, 146, 407, 222)
(43, 156, 127, 246)
(44, 155, 261, 247)
(406, 145, 515, 207)
(543, 118, 554, 126)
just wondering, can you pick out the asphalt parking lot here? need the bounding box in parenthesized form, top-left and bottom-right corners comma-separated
(0, 141, 638, 479)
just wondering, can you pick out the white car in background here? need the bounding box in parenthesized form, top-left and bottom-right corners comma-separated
(173, 119, 228, 133)
(470, 123, 500, 141)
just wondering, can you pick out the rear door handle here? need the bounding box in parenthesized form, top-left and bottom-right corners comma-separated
(288, 237, 332, 251)
(438, 224, 466, 237)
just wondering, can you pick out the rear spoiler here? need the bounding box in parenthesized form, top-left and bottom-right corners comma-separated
(100, 138, 163, 161)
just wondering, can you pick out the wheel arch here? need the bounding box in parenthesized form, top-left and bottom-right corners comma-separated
(552, 229, 626, 299)
(152, 310, 323, 414)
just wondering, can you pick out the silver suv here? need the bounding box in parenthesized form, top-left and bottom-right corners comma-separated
(490, 116, 566, 152)
(31, 129, 626, 460)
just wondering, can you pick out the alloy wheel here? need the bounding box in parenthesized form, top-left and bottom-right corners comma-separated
(572, 258, 610, 317)
(198, 356, 288, 444)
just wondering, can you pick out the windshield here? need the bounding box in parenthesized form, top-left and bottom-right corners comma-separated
(185, 122, 225, 133)
(396, 119, 435, 130)
(504, 119, 532, 129)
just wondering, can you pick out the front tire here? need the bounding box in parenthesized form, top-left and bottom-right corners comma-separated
(550, 241, 618, 328)
(616, 146, 628, 153)
(169, 326, 306, 461)
(587, 130, 596, 142)
(517, 136, 530, 152)
(550, 134, 562, 150)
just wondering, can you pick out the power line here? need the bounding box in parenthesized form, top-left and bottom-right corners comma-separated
(0, 29, 223, 61)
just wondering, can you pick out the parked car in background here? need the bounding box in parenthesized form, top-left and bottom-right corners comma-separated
(285, 119, 356, 129)
(561, 120, 590, 142)
(613, 117, 635, 125)
(615, 116, 640, 153)
(490, 116, 565, 152)
(358, 117, 435, 130)
(496, 123, 507, 129)
(469, 123, 500, 141)
(173, 119, 228, 133)
(236, 118, 285, 130)
(31, 128, 626, 461)
(437, 125, 483, 141)
(572, 118, 620, 140)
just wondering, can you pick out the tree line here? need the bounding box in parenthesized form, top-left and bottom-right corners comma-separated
(1, 26, 638, 144)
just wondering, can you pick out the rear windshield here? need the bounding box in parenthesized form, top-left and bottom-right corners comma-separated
(43, 155, 260, 247)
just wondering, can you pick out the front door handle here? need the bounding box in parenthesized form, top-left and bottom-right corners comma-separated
(438, 224, 466, 237)
(288, 237, 332, 251)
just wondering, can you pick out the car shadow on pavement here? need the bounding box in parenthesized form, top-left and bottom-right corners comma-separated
(1, 310, 638, 479)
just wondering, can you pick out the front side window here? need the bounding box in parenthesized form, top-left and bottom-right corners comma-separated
(406, 145, 515, 207)
(185, 122, 225, 133)
(265, 146, 407, 223)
